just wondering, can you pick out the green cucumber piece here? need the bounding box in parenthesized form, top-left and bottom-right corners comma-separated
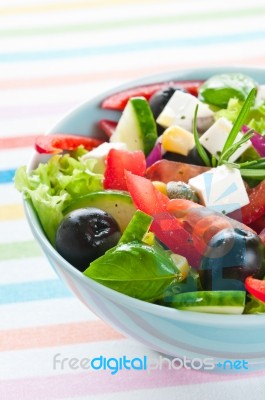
(170, 290, 246, 314)
(63, 190, 136, 232)
(119, 210, 153, 244)
(110, 97, 157, 156)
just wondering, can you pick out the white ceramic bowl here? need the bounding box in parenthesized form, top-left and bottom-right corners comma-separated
(24, 66, 265, 371)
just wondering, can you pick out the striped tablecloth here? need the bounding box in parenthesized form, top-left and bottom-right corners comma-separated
(1, 0, 265, 398)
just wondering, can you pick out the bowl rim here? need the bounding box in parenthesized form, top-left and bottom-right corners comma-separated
(25, 65, 265, 327)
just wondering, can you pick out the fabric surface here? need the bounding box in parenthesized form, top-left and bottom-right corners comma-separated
(1, 0, 265, 398)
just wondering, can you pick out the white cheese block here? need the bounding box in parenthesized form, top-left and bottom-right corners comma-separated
(82, 142, 127, 173)
(156, 90, 214, 132)
(188, 165, 249, 214)
(199, 117, 251, 162)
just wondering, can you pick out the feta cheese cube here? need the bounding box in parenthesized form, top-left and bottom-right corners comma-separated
(82, 142, 127, 173)
(199, 117, 251, 162)
(188, 165, 249, 214)
(156, 90, 214, 132)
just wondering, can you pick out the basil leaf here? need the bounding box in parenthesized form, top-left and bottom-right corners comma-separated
(84, 242, 182, 302)
(199, 73, 257, 108)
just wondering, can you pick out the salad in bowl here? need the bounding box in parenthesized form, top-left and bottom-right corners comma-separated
(14, 67, 265, 365)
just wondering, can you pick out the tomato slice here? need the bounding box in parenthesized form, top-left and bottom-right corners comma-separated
(101, 80, 203, 111)
(104, 149, 146, 191)
(245, 276, 265, 303)
(240, 180, 265, 224)
(98, 120, 117, 138)
(35, 134, 103, 154)
(125, 172, 202, 268)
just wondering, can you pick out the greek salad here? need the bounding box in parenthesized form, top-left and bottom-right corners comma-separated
(15, 72, 265, 315)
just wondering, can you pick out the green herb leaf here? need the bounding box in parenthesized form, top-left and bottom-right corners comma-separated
(193, 104, 211, 167)
(238, 169, 265, 179)
(84, 242, 183, 302)
(218, 130, 254, 165)
(220, 87, 257, 159)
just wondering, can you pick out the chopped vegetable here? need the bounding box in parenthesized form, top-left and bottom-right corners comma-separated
(110, 97, 157, 156)
(231, 179, 265, 224)
(242, 125, 265, 157)
(63, 190, 136, 232)
(104, 148, 146, 191)
(102, 81, 203, 110)
(245, 276, 265, 303)
(118, 210, 153, 244)
(98, 120, 118, 138)
(169, 290, 246, 314)
(35, 134, 103, 154)
(146, 142, 162, 167)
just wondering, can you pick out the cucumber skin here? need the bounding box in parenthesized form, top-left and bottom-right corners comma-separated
(130, 98, 157, 156)
(170, 290, 246, 314)
(63, 190, 136, 232)
(119, 210, 153, 244)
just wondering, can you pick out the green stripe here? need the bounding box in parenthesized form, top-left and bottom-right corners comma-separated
(1, 7, 265, 38)
(0, 240, 42, 261)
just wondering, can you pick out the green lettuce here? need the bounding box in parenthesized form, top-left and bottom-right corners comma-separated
(215, 98, 265, 135)
(15, 152, 103, 244)
(215, 98, 243, 123)
(243, 295, 265, 314)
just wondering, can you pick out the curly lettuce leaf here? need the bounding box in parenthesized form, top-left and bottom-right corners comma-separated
(15, 153, 103, 244)
(215, 98, 265, 135)
(215, 98, 243, 123)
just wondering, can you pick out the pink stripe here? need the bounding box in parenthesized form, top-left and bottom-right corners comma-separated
(1, 366, 265, 399)
(0, 102, 75, 119)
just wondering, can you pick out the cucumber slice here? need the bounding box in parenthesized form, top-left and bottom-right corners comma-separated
(63, 190, 136, 232)
(110, 97, 157, 156)
(119, 210, 153, 244)
(170, 291, 246, 314)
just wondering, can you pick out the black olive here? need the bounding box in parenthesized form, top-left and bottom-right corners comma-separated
(164, 146, 210, 166)
(149, 86, 187, 135)
(55, 207, 121, 271)
(199, 228, 265, 291)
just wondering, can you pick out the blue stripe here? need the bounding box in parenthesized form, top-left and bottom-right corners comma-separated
(0, 279, 72, 304)
(1, 30, 265, 63)
(0, 169, 15, 184)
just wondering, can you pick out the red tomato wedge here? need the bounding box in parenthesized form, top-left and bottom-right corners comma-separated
(98, 120, 117, 138)
(35, 134, 103, 154)
(245, 276, 265, 303)
(104, 149, 146, 191)
(240, 180, 265, 224)
(101, 80, 203, 111)
(125, 171, 202, 268)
